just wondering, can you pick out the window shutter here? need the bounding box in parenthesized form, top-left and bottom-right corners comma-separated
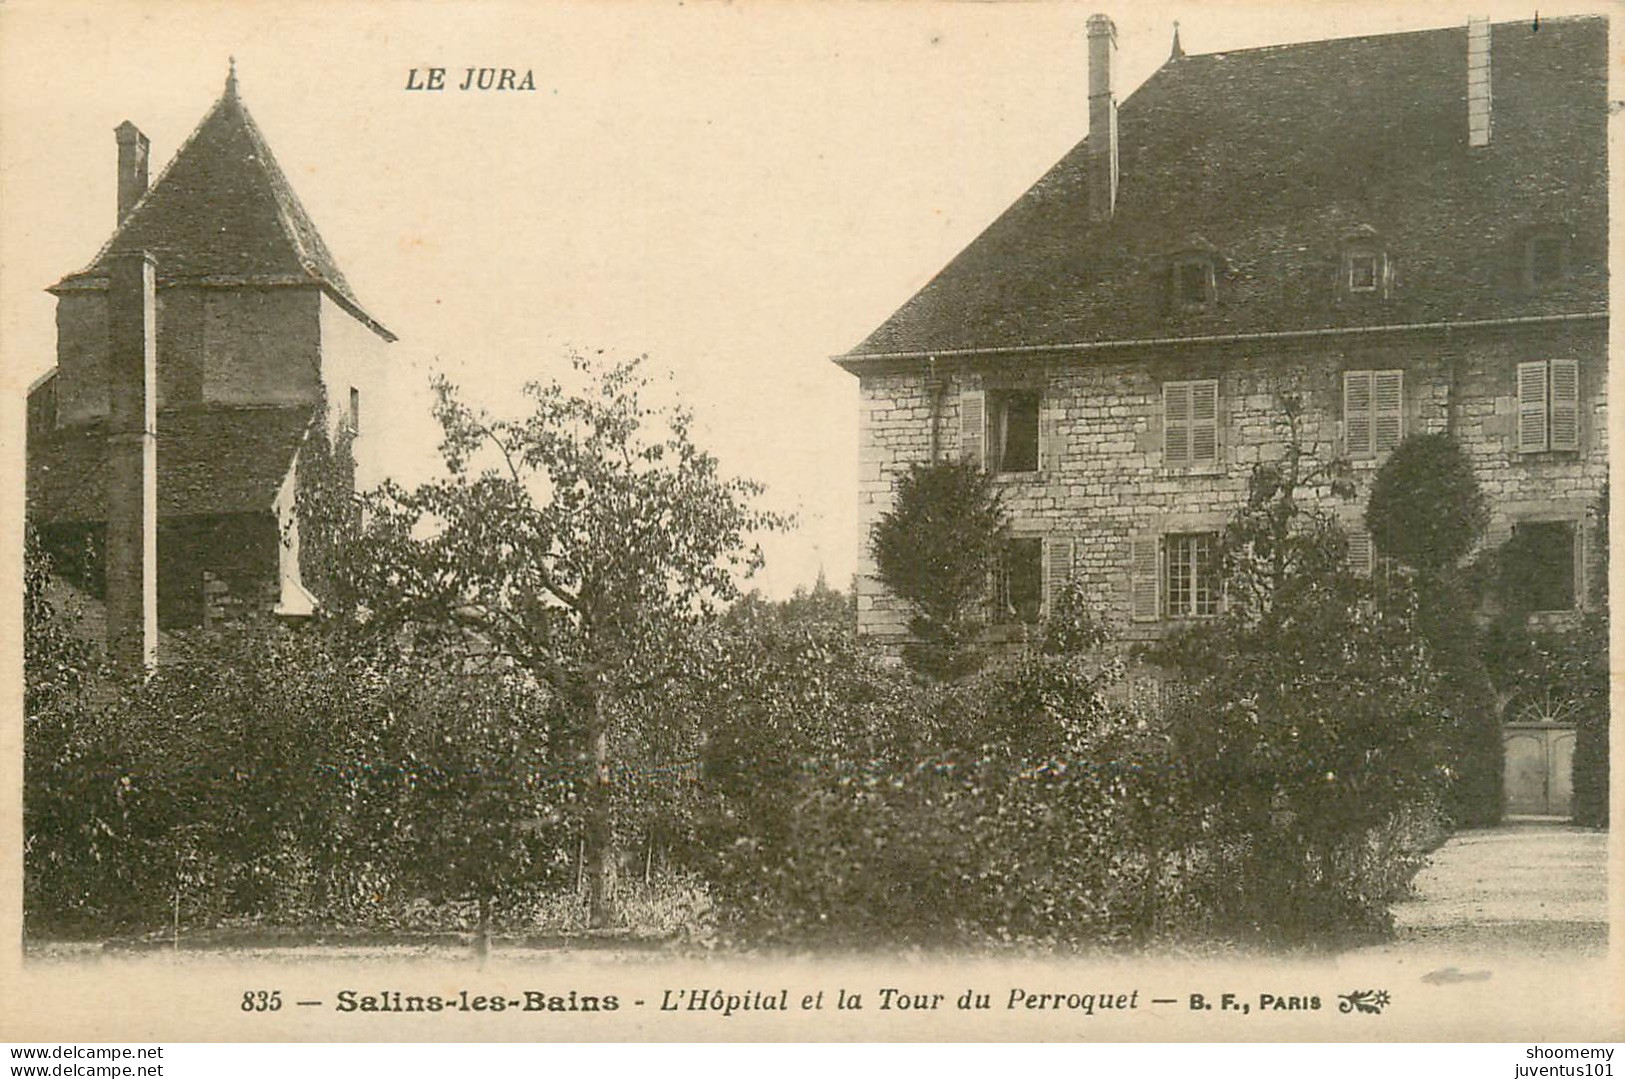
(1347, 530, 1374, 578)
(1038, 405, 1064, 472)
(1043, 537, 1074, 617)
(1372, 370, 1403, 453)
(1130, 535, 1160, 622)
(1163, 382, 1191, 465)
(1517, 361, 1549, 452)
(1548, 359, 1579, 451)
(960, 389, 986, 467)
(1343, 370, 1373, 456)
(1191, 380, 1219, 464)
(1573, 517, 1588, 608)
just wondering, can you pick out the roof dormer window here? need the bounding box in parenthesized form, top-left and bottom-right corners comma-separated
(1347, 251, 1379, 292)
(1173, 255, 1215, 312)
(1527, 233, 1568, 288)
(1337, 228, 1390, 300)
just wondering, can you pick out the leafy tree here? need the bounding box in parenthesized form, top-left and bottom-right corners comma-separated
(1364, 433, 1498, 825)
(1150, 411, 1449, 941)
(1365, 433, 1487, 573)
(356, 652, 570, 954)
(870, 460, 1007, 679)
(334, 351, 787, 926)
(23, 528, 97, 719)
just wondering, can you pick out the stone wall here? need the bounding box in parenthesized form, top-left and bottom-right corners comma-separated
(51, 284, 323, 428)
(854, 320, 1606, 647)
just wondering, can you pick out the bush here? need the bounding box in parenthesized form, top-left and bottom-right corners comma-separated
(1365, 434, 1487, 572)
(870, 461, 1007, 679)
(24, 621, 577, 940)
(1148, 450, 1455, 943)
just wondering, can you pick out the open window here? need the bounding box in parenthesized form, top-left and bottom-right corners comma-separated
(960, 387, 1058, 474)
(990, 537, 1044, 624)
(1502, 520, 1581, 613)
(987, 389, 1040, 473)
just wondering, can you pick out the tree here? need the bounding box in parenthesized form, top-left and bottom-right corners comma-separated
(1149, 408, 1450, 940)
(334, 351, 787, 927)
(1365, 433, 1487, 573)
(869, 460, 1007, 679)
(1366, 433, 1498, 825)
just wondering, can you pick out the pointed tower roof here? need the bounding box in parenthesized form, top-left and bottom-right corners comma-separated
(52, 66, 394, 341)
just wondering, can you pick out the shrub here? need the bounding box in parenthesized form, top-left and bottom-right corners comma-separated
(1365, 433, 1487, 572)
(870, 461, 1007, 679)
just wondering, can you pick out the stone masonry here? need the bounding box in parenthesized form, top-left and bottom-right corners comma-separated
(854, 319, 1606, 649)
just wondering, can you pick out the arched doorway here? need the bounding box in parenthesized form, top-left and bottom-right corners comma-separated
(1502, 689, 1579, 818)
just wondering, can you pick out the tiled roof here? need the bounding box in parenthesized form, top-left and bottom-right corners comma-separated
(27, 404, 312, 523)
(845, 16, 1607, 359)
(52, 74, 393, 340)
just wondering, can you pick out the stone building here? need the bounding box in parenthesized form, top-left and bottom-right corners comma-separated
(834, 16, 1606, 815)
(25, 68, 395, 670)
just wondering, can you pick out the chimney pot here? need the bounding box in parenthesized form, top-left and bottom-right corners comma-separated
(1087, 13, 1119, 221)
(115, 121, 150, 224)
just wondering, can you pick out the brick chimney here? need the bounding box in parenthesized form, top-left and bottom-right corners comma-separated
(105, 251, 158, 676)
(115, 121, 149, 224)
(1467, 16, 1492, 147)
(1087, 14, 1119, 221)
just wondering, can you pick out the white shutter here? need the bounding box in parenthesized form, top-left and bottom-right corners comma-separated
(1343, 370, 1373, 456)
(1038, 405, 1064, 472)
(1130, 535, 1161, 622)
(1372, 370, 1404, 453)
(1163, 382, 1191, 465)
(1517, 361, 1549, 452)
(1549, 359, 1579, 451)
(1043, 537, 1074, 617)
(960, 389, 986, 467)
(1347, 530, 1374, 578)
(1191, 379, 1219, 464)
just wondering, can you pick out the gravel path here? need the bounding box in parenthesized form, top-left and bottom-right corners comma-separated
(1365, 822, 1608, 957)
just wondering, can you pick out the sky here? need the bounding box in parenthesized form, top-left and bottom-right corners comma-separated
(0, 0, 1608, 599)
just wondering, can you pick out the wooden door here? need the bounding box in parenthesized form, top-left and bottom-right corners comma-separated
(1502, 726, 1576, 817)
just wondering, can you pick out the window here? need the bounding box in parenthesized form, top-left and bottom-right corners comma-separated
(1347, 251, 1379, 292)
(960, 388, 1055, 473)
(1130, 532, 1218, 621)
(1173, 256, 1215, 311)
(1337, 229, 1391, 300)
(990, 537, 1044, 624)
(1516, 359, 1580, 453)
(987, 390, 1040, 473)
(1526, 234, 1567, 287)
(348, 386, 361, 433)
(1343, 369, 1403, 457)
(1507, 520, 1578, 612)
(1163, 379, 1219, 467)
(1164, 532, 1219, 618)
